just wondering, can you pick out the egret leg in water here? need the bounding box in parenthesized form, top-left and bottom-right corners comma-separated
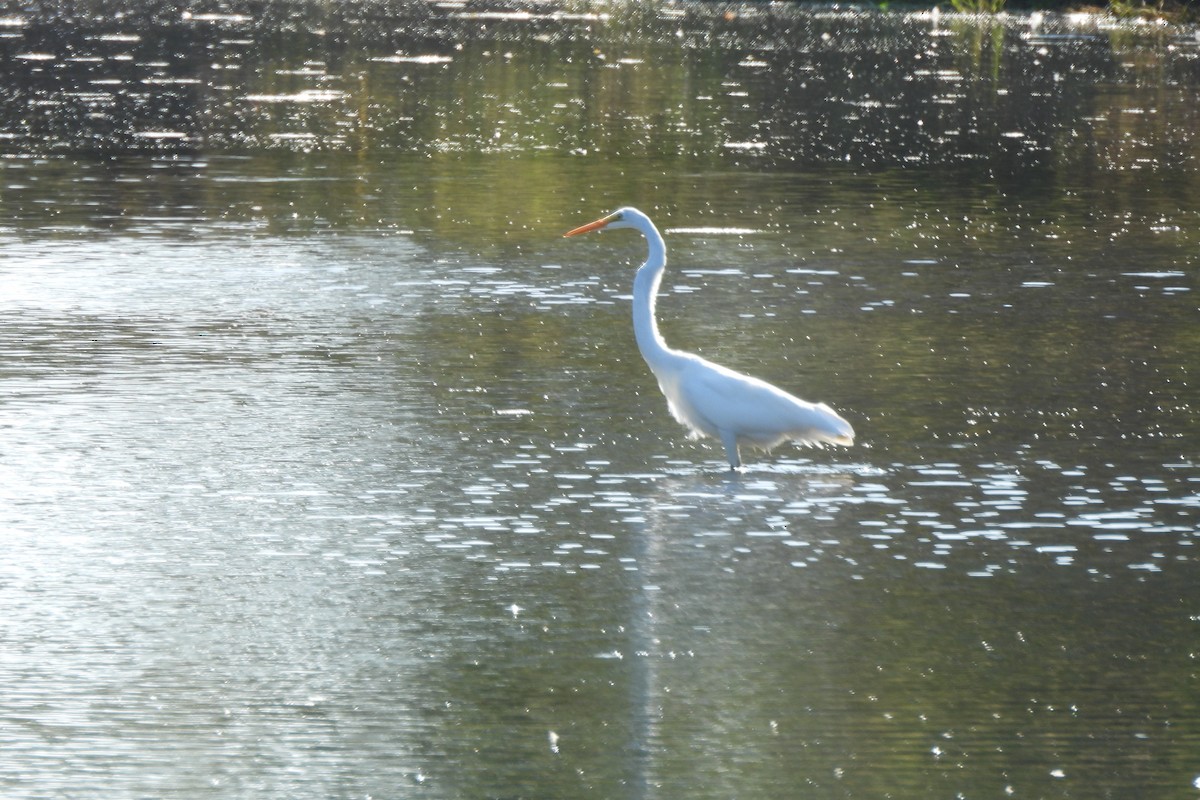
(565, 207, 855, 470)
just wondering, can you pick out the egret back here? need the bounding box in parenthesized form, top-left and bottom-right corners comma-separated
(655, 354, 854, 449)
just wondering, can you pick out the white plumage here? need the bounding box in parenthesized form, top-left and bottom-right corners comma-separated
(566, 206, 854, 470)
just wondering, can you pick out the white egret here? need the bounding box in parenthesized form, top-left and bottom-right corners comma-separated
(565, 207, 854, 470)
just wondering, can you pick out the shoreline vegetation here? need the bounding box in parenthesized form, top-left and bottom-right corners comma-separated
(935, 0, 1197, 21)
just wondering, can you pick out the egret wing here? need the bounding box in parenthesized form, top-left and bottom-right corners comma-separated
(675, 357, 853, 447)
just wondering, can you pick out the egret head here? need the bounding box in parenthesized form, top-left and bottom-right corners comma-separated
(564, 207, 645, 237)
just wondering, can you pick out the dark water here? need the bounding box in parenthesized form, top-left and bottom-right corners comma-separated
(1, 2, 1198, 798)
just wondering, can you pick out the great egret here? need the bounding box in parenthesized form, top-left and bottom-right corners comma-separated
(565, 207, 854, 470)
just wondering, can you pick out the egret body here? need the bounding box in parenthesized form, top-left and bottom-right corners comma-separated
(565, 207, 854, 470)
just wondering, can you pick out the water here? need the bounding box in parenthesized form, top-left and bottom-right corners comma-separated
(1, 2, 1199, 798)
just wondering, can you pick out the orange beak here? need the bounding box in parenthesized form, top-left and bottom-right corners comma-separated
(564, 213, 617, 238)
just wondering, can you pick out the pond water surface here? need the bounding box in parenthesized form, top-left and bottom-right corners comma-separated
(1, 2, 1199, 798)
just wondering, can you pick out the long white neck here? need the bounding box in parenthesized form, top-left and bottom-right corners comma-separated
(630, 216, 676, 373)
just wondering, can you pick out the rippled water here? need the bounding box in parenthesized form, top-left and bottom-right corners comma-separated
(2, 2, 1199, 798)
